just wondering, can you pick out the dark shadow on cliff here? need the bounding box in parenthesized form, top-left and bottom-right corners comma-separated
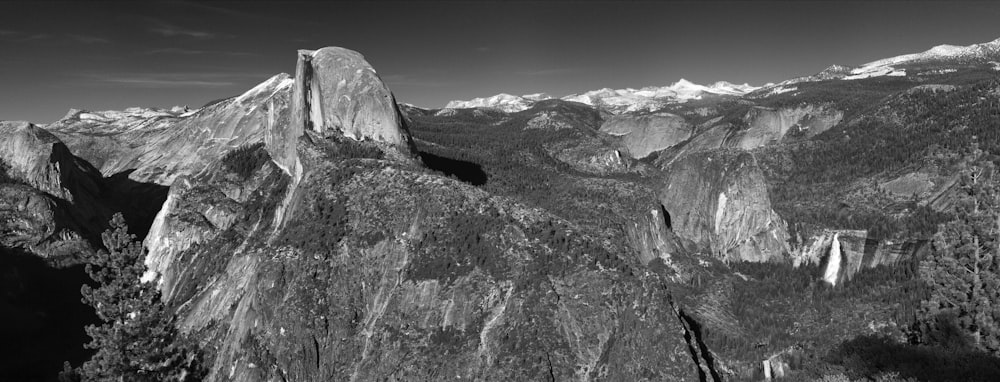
(828, 334, 1000, 382)
(660, 204, 673, 230)
(0, 247, 98, 382)
(419, 152, 488, 186)
(103, 169, 169, 239)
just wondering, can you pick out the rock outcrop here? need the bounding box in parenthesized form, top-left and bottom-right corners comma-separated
(0, 121, 112, 261)
(0, 121, 105, 202)
(624, 205, 687, 266)
(292, 48, 416, 158)
(0, 121, 168, 262)
(794, 229, 930, 285)
(600, 112, 692, 159)
(46, 47, 417, 187)
(658, 150, 790, 262)
(46, 74, 295, 185)
(737, 105, 842, 149)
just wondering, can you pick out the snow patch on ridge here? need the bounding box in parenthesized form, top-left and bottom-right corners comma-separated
(444, 79, 759, 113)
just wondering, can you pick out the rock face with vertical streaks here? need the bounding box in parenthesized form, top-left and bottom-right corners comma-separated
(794, 229, 930, 285)
(658, 150, 790, 262)
(292, 47, 417, 160)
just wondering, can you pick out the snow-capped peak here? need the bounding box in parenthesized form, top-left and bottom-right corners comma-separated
(444, 79, 758, 114)
(709, 81, 759, 95)
(855, 37, 1000, 74)
(444, 93, 545, 112)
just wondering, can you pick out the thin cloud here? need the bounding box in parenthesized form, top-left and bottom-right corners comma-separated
(144, 48, 256, 56)
(68, 34, 110, 44)
(0, 30, 48, 42)
(149, 23, 216, 39)
(77, 71, 268, 88)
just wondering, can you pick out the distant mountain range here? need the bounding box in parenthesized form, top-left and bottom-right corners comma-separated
(446, 79, 759, 113)
(445, 37, 1000, 113)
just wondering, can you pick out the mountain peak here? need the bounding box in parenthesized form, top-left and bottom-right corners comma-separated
(672, 78, 699, 88)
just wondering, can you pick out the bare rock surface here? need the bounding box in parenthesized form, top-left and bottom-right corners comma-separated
(737, 105, 842, 149)
(46, 74, 295, 185)
(0, 121, 166, 262)
(658, 150, 790, 262)
(293, 48, 417, 158)
(600, 112, 692, 159)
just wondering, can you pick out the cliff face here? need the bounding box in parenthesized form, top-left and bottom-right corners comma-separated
(658, 150, 790, 262)
(600, 112, 691, 159)
(737, 105, 842, 149)
(794, 229, 930, 285)
(0, 121, 114, 261)
(602, 104, 843, 163)
(624, 205, 687, 267)
(0, 121, 105, 203)
(293, 48, 417, 159)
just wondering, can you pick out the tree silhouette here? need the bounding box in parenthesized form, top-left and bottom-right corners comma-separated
(74, 213, 203, 381)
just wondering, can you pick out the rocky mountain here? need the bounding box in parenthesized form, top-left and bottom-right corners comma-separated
(752, 36, 1000, 94)
(0, 121, 167, 263)
(6, 35, 1000, 381)
(444, 93, 549, 113)
(45, 74, 295, 185)
(136, 46, 711, 381)
(444, 79, 759, 114)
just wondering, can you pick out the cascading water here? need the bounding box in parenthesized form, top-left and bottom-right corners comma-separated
(823, 233, 842, 286)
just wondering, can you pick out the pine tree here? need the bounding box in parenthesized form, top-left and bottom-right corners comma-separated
(917, 159, 1000, 354)
(77, 213, 202, 381)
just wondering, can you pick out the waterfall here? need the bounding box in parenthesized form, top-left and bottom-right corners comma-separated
(823, 233, 842, 286)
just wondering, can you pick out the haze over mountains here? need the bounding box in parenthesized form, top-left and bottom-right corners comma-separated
(4, 30, 1000, 381)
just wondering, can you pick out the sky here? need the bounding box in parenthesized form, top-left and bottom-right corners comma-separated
(2, 1, 1000, 123)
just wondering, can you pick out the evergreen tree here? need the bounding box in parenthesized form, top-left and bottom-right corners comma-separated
(77, 213, 202, 381)
(917, 159, 1000, 354)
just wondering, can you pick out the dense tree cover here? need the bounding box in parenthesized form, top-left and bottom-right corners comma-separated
(221, 142, 270, 180)
(762, 76, 917, 115)
(65, 213, 203, 382)
(408, 106, 651, 229)
(322, 135, 385, 160)
(915, 160, 1000, 354)
(764, 79, 1000, 239)
(709, 258, 928, 368)
(824, 335, 1000, 382)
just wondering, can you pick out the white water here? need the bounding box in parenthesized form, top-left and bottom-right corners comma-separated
(823, 233, 842, 286)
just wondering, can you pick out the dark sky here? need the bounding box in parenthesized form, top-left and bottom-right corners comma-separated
(2, 1, 1000, 123)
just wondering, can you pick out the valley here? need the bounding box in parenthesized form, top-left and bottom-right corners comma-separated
(2, 32, 1000, 381)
